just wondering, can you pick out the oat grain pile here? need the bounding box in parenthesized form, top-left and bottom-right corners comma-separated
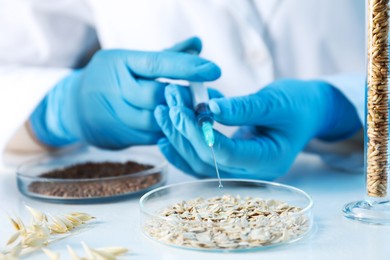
(367, 0, 389, 197)
(144, 195, 309, 250)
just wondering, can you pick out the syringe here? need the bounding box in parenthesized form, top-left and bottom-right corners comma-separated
(189, 82, 223, 188)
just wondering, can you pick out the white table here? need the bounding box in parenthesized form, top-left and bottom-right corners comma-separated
(0, 148, 389, 260)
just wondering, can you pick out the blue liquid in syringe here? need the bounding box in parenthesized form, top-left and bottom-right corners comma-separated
(195, 103, 214, 147)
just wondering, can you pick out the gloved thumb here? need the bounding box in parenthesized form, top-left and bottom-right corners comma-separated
(165, 37, 202, 54)
(209, 92, 275, 126)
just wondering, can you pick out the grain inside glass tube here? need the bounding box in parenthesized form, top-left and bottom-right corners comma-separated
(366, 0, 389, 197)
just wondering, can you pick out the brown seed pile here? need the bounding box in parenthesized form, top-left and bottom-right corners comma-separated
(366, 0, 389, 197)
(28, 161, 162, 199)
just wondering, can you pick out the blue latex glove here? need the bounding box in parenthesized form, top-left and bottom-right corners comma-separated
(154, 79, 362, 180)
(30, 37, 221, 149)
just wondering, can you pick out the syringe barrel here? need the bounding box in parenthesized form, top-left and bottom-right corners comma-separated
(190, 82, 215, 147)
(190, 82, 209, 107)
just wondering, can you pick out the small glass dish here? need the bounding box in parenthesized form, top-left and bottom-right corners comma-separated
(17, 146, 167, 203)
(140, 179, 313, 252)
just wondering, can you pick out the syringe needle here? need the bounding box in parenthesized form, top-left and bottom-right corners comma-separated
(210, 146, 223, 189)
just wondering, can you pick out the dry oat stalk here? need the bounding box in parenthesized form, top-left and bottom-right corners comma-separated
(1, 206, 95, 259)
(144, 194, 309, 250)
(366, 0, 389, 197)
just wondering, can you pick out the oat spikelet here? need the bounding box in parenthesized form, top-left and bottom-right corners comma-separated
(6, 232, 20, 246)
(31, 224, 50, 239)
(3, 208, 95, 259)
(57, 216, 74, 230)
(25, 205, 47, 223)
(81, 242, 94, 259)
(22, 234, 46, 247)
(39, 243, 130, 260)
(96, 247, 129, 256)
(67, 245, 81, 260)
(8, 216, 25, 232)
(90, 248, 116, 260)
(64, 215, 83, 226)
(69, 213, 94, 222)
(8, 243, 22, 258)
(49, 216, 68, 234)
(42, 248, 60, 260)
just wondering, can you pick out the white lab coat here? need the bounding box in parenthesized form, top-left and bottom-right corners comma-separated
(0, 0, 365, 169)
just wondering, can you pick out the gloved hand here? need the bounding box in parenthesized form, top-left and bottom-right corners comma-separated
(154, 79, 362, 180)
(29, 37, 221, 149)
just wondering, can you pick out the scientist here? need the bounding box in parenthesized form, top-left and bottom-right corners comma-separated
(1, 1, 364, 179)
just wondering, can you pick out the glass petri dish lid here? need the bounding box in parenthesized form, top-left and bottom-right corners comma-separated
(17, 146, 167, 203)
(140, 179, 313, 252)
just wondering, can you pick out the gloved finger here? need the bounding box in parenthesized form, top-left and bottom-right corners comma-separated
(165, 84, 223, 108)
(110, 60, 166, 110)
(164, 37, 202, 54)
(120, 74, 222, 111)
(154, 105, 212, 177)
(158, 138, 249, 179)
(209, 87, 287, 126)
(126, 51, 221, 81)
(85, 122, 163, 149)
(169, 106, 283, 177)
(157, 138, 199, 177)
(121, 79, 167, 110)
(168, 106, 235, 164)
(155, 106, 269, 178)
(105, 97, 161, 131)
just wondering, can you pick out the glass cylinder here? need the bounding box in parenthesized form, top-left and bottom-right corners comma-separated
(343, 0, 390, 224)
(366, 0, 389, 199)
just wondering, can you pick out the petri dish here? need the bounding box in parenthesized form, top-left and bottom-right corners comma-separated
(17, 146, 167, 203)
(140, 179, 313, 252)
